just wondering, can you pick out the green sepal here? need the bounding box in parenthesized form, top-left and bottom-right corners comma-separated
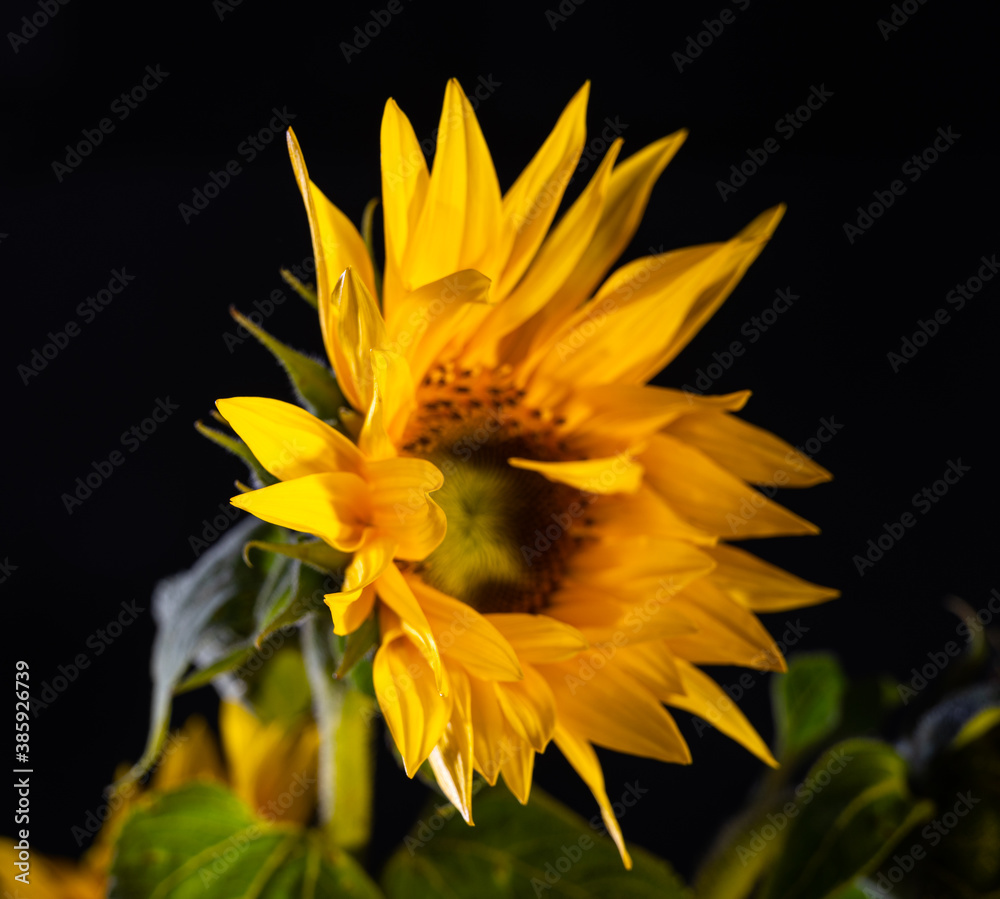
(280, 266, 318, 308)
(229, 305, 346, 421)
(195, 419, 277, 487)
(244, 538, 350, 576)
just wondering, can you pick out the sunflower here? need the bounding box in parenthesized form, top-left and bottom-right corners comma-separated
(216, 79, 836, 866)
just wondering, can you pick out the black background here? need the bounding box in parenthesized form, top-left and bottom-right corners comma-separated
(4, 0, 999, 881)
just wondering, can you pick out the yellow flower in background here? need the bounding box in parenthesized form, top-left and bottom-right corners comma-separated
(0, 703, 319, 897)
(217, 79, 837, 865)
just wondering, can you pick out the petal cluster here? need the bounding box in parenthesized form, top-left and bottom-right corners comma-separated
(218, 78, 837, 865)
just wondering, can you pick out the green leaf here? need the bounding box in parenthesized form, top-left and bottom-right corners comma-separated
(229, 306, 346, 420)
(758, 739, 934, 899)
(772, 652, 847, 763)
(381, 785, 690, 899)
(280, 266, 318, 308)
(109, 782, 383, 899)
(253, 558, 338, 646)
(127, 519, 290, 782)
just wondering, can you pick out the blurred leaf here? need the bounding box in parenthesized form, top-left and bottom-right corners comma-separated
(230, 306, 345, 421)
(127, 519, 289, 782)
(109, 782, 383, 899)
(772, 653, 846, 762)
(381, 785, 690, 898)
(253, 558, 338, 646)
(898, 682, 1000, 778)
(758, 739, 934, 899)
(248, 646, 313, 723)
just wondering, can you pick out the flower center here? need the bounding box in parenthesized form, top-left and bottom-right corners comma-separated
(401, 364, 592, 614)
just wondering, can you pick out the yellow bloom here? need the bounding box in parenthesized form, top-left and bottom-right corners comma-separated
(0, 704, 318, 897)
(217, 79, 836, 865)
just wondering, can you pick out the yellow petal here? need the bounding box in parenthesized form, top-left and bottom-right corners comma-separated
(216, 396, 364, 481)
(410, 576, 523, 681)
(380, 98, 429, 277)
(367, 455, 446, 559)
(334, 267, 389, 413)
(667, 409, 833, 487)
(402, 79, 505, 289)
(220, 702, 319, 824)
(642, 433, 821, 538)
(151, 714, 226, 793)
(373, 634, 451, 776)
(705, 542, 839, 612)
(664, 578, 786, 671)
(649, 206, 786, 373)
(613, 641, 683, 696)
(664, 659, 777, 767)
(324, 537, 395, 633)
(540, 660, 691, 764)
(499, 733, 535, 805)
(231, 473, 370, 551)
(553, 726, 632, 868)
(487, 613, 588, 664)
(375, 562, 445, 693)
(508, 451, 643, 495)
(495, 664, 556, 752)
(517, 131, 687, 371)
(557, 385, 751, 457)
(468, 674, 514, 785)
(496, 82, 590, 298)
(358, 349, 415, 459)
(427, 667, 475, 824)
(583, 485, 717, 546)
(287, 127, 374, 319)
(385, 269, 494, 383)
(474, 139, 622, 368)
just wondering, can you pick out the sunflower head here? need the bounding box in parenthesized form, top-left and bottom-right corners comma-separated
(216, 78, 837, 865)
